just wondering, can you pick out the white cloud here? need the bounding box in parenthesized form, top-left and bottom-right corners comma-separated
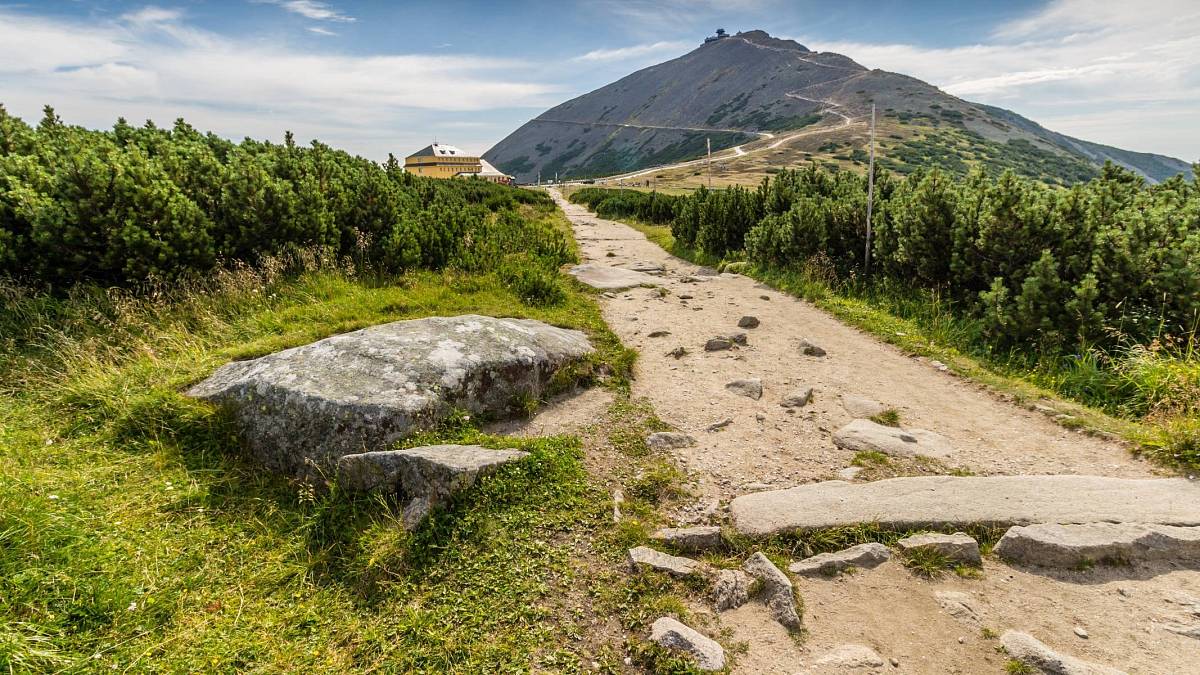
(573, 40, 692, 63)
(307, 26, 337, 36)
(799, 0, 1200, 160)
(259, 0, 355, 23)
(0, 7, 558, 159)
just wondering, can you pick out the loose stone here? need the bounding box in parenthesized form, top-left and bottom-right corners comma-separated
(649, 617, 726, 671)
(789, 542, 891, 576)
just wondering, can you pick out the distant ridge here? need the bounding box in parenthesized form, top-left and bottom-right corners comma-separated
(485, 30, 1192, 184)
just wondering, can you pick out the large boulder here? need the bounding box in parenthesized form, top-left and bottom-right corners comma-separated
(188, 315, 593, 480)
(337, 444, 529, 527)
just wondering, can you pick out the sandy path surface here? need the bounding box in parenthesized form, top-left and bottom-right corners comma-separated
(547, 190, 1199, 674)
(552, 190, 1156, 501)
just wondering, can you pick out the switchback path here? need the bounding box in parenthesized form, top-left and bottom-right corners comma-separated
(548, 189, 1200, 674)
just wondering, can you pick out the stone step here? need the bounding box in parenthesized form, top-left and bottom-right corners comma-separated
(338, 444, 529, 527)
(730, 475, 1200, 537)
(994, 522, 1200, 568)
(568, 263, 659, 289)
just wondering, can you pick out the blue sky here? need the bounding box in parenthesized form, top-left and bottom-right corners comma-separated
(2, 0, 1197, 162)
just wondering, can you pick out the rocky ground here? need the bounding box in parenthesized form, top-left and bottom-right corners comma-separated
(546, 189, 1200, 674)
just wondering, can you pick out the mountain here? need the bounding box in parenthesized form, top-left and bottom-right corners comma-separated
(484, 30, 1193, 185)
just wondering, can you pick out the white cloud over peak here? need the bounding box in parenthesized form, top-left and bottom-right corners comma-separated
(800, 0, 1200, 160)
(573, 40, 692, 63)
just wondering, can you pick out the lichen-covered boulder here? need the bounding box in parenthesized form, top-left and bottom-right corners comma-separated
(187, 315, 592, 480)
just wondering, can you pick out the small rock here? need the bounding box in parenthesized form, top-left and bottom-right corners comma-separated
(728, 332, 748, 346)
(678, 294, 694, 300)
(1001, 630, 1127, 675)
(612, 489, 624, 523)
(836, 466, 862, 481)
(1074, 626, 1089, 639)
(646, 432, 697, 451)
(649, 617, 726, 671)
(628, 546, 708, 577)
(760, 295, 770, 300)
(833, 419, 956, 459)
(890, 657, 900, 667)
(743, 552, 802, 631)
(711, 569, 753, 611)
(704, 337, 733, 352)
(694, 266, 718, 276)
(666, 346, 688, 359)
(651, 526, 723, 552)
(798, 338, 826, 357)
(897, 532, 981, 565)
(841, 395, 887, 418)
(737, 316, 760, 329)
(780, 387, 814, 408)
(935, 591, 980, 624)
(931, 360, 949, 372)
(814, 644, 884, 668)
(707, 418, 733, 432)
(789, 542, 891, 576)
(647, 330, 671, 338)
(725, 378, 763, 400)
(1163, 623, 1200, 639)
(958, 636, 965, 644)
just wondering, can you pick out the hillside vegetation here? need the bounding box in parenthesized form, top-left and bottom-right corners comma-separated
(0, 105, 567, 295)
(570, 163, 1200, 467)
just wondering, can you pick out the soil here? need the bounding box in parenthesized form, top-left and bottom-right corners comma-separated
(546, 189, 1199, 674)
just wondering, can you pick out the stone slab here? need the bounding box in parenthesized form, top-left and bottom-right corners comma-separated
(568, 263, 659, 289)
(833, 418, 956, 459)
(789, 542, 891, 576)
(338, 444, 529, 526)
(730, 476, 1200, 537)
(994, 522, 1200, 568)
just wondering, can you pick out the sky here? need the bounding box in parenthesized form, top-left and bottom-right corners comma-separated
(1, 0, 1197, 163)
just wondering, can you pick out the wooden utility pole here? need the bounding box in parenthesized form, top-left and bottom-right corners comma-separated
(706, 137, 712, 188)
(864, 102, 876, 276)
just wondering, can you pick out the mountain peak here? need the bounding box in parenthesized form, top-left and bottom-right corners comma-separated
(735, 29, 811, 53)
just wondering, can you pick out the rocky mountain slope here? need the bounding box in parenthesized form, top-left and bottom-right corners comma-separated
(485, 30, 1192, 185)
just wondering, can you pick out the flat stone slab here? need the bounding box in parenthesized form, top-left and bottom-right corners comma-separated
(337, 444, 528, 526)
(646, 432, 697, 450)
(651, 526, 723, 552)
(897, 532, 981, 565)
(628, 546, 707, 577)
(814, 644, 885, 668)
(1001, 630, 1127, 675)
(730, 476, 1200, 537)
(789, 542, 891, 576)
(833, 419, 956, 459)
(650, 617, 726, 671)
(188, 315, 591, 480)
(569, 263, 659, 289)
(994, 522, 1200, 568)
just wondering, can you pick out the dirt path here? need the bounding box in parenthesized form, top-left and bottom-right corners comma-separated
(548, 190, 1200, 674)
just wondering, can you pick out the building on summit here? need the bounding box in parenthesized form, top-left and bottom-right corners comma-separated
(403, 143, 512, 184)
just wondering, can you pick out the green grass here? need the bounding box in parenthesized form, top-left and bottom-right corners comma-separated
(0, 203, 720, 673)
(869, 408, 901, 427)
(607, 216, 1199, 474)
